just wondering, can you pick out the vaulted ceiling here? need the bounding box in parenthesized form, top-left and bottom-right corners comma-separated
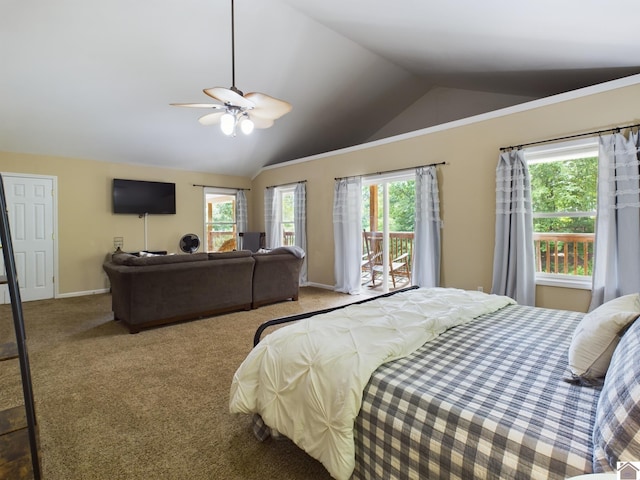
(1, 0, 639, 177)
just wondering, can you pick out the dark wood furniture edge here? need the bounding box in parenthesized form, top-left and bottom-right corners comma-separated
(0, 406, 28, 436)
(0, 342, 18, 362)
(253, 285, 419, 347)
(0, 426, 40, 479)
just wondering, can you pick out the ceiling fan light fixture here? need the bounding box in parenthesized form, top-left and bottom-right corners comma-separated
(220, 112, 236, 136)
(171, 0, 291, 135)
(240, 116, 254, 135)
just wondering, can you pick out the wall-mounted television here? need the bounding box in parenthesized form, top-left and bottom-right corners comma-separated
(112, 178, 176, 215)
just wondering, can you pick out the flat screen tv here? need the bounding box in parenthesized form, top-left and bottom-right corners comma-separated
(112, 178, 176, 215)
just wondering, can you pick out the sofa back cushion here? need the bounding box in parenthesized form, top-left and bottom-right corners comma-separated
(208, 250, 252, 260)
(112, 252, 209, 266)
(262, 246, 306, 258)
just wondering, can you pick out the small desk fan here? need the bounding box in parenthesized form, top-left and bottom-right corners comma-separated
(179, 234, 200, 254)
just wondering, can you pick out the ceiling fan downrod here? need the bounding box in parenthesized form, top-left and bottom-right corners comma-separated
(230, 0, 243, 95)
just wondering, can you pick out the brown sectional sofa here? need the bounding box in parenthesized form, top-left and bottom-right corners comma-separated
(103, 248, 303, 333)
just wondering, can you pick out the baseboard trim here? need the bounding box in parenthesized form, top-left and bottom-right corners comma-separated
(302, 282, 334, 290)
(59, 284, 340, 299)
(57, 288, 110, 299)
(59, 284, 342, 299)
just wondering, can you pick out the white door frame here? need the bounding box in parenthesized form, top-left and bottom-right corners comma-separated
(1, 172, 59, 301)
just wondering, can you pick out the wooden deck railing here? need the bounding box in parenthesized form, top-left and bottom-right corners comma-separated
(210, 230, 296, 251)
(533, 232, 594, 276)
(362, 232, 413, 259)
(283, 231, 295, 246)
(363, 231, 415, 266)
(388, 232, 414, 265)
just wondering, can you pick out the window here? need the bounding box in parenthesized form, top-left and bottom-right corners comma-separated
(525, 139, 598, 289)
(269, 186, 298, 247)
(279, 187, 295, 246)
(204, 190, 237, 252)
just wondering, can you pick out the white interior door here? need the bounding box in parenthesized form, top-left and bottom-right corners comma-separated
(2, 175, 55, 303)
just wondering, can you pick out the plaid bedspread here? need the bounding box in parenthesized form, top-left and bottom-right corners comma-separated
(353, 304, 601, 480)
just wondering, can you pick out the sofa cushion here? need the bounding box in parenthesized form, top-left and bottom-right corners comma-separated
(265, 246, 306, 258)
(112, 252, 209, 266)
(208, 250, 252, 260)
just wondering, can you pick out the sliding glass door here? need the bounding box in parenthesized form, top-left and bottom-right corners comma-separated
(362, 173, 415, 292)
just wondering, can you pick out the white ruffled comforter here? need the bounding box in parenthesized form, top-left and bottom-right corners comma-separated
(229, 287, 515, 480)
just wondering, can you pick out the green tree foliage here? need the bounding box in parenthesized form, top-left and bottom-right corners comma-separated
(213, 201, 234, 222)
(388, 180, 415, 231)
(282, 191, 294, 223)
(362, 180, 416, 232)
(210, 197, 235, 231)
(529, 157, 597, 233)
(281, 191, 295, 237)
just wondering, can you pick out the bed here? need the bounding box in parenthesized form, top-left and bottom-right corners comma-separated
(229, 287, 640, 480)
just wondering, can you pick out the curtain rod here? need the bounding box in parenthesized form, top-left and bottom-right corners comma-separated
(500, 122, 640, 151)
(334, 161, 447, 181)
(192, 184, 250, 191)
(266, 180, 307, 189)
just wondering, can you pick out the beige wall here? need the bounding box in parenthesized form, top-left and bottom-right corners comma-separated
(252, 80, 640, 312)
(0, 152, 251, 296)
(2, 79, 638, 310)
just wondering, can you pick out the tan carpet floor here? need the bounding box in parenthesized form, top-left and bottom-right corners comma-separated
(0, 287, 370, 480)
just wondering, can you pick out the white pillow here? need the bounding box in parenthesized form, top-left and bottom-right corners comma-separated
(568, 293, 640, 382)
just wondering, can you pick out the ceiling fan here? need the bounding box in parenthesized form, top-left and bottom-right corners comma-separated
(171, 0, 292, 136)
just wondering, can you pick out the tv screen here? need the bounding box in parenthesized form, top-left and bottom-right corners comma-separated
(112, 179, 176, 215)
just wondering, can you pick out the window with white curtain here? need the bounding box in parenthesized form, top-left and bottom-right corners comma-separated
(525, 138, 598, 289)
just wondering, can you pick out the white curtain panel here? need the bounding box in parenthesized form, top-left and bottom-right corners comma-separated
(412, 166, 441, 287)
(264, 187, 280, 249)
(590, 131, 640, 310)
(491, 149, 536, 305)
(236, 190, 248, 234)
(294, 182, 308, 284)
(333, 177, 363, 294)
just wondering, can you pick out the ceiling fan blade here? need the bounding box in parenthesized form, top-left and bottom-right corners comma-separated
(247, 114, 274, 129)
(198, 111, 225, 126)
(244, 92, 292, 120)
(204, 87, 254, 108)
(170, 103, 225, 109)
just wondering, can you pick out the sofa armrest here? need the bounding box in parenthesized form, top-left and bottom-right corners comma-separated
(251, 253, 303, 308)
